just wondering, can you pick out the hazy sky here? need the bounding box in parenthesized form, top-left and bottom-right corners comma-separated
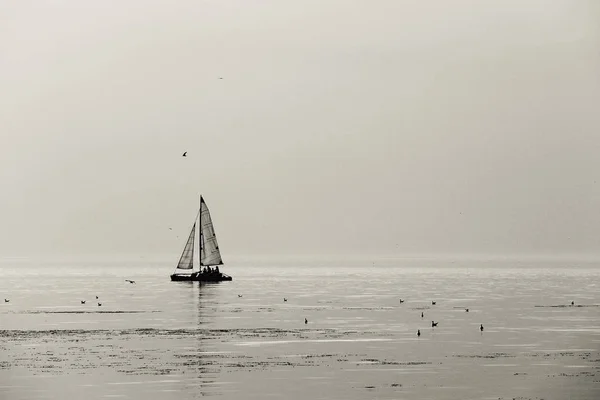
(1, 1, 599, 258)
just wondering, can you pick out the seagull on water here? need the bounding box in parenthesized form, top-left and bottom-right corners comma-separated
(417, 329, 421, 337)
(480, 324, 484, 332)
(431, 301, 436, 305)
(81, 300, 86, 304)
(98, 303, 102, 307)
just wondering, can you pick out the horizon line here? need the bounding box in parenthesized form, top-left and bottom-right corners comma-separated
(2, 252, 600, 263)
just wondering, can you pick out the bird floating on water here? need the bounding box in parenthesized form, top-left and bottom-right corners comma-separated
(182, 152, 187, 157)
(417, 329, 421, 337)
(96, 296, 99, 299)
(238, 294, 243, 298)
(465, 308, 469, 312)
(480, 324, 484, 332)
(431, 301, 436, 305)
(283, 298, 287, 302)
(421, 312, 424, 318)
(571, 301, 575, 306)
(399, 299, 404, 304)
(98, 303, 102, 307)
(304, 318, 308, 324)
(4, 299, 9, 303)
(431, 321, 438, 328)
(125, 280, 136, 284)
(81, 300, 86, 304)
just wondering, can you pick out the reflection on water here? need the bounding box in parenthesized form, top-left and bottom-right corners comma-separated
(0, 259, 599, 399)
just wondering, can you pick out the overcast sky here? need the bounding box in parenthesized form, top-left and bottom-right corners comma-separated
(1, 1, 599, 258)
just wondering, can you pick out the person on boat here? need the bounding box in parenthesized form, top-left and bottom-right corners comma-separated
(215, 266, 220, 275)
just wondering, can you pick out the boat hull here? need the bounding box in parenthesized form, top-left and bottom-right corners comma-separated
(170, 273, 232, 282)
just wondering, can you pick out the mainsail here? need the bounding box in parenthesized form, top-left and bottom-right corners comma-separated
(176, 222, 196, 270)
(200, 197, 223, 266)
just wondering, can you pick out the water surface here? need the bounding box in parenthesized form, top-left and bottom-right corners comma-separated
(1, 258, 599, 399)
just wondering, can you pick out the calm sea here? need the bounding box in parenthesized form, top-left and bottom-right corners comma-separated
(1, 256, 599, 400)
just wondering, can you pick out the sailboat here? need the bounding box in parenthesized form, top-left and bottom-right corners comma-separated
(170, 196, 232, 282)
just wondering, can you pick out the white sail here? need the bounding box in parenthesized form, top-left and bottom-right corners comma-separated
(176, 222, 195, 270)
(200, 197, 223, 266)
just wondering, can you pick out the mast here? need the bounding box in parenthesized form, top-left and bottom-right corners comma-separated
(199, 194, 202, 271)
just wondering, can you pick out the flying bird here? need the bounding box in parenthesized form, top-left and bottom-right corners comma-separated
(182, 152, 187, 157)
(238, 294, 243, 298)
(431, 321, 438, 328)
(125, 280, 136, 284)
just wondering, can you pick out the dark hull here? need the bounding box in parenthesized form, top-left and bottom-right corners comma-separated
(170, 273, 232, 282)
